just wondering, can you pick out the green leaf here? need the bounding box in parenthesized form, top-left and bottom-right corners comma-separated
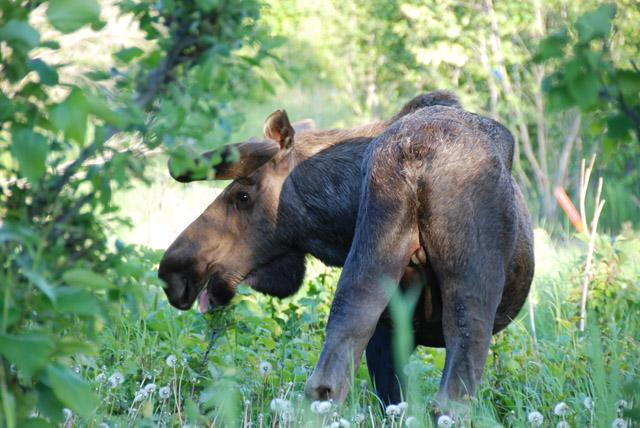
(567, 71, 600, 110)
(10, 127, 48, 186)
(533, 28, 568, 63)
(46, 364, 98, 417)
(575, 4, 616, 42)
(0, 333, 53, 378)
(114, 46, 144, 63)
(84, 70, 111, 81)
(28, 58, 58, 85)
(545, 84, 575, 112)
(0, 20, 40, 51)
(617, 70, 640, 95)
(86, 94, 128, 128)
(606, 114, 633, 140)
(62, 268, 114, 290)
(23, 270, 57, 302)
(54, 287, 101, 316)
(49, 87, 89, 143)
(46, 0, 101, 34)
(22, 418, 51, 428)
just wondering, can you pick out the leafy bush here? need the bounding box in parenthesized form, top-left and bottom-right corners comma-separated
(0, 0, 275, 425)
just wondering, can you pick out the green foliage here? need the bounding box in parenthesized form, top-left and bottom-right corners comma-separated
(536, 4, 639, 145)
(0, 0, 275, 424)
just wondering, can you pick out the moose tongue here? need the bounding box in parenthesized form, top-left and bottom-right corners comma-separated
(198, 289, 210, 313)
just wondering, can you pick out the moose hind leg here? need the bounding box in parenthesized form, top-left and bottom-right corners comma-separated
(436, 274, 503, 405)
(427, 214, 512, 410)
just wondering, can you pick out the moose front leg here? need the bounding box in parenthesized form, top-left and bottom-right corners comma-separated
(366, 320, 403, 405)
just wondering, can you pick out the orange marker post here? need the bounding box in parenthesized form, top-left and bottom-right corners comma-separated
(554, 186, 583, 233)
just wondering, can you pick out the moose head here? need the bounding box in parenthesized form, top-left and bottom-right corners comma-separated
(158, 110, 310, 311)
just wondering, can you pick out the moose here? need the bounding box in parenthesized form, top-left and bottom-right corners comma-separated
(158, 91, 534, 411)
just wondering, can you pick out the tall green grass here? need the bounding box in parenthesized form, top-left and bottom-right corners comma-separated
(54, 228, 638, 427)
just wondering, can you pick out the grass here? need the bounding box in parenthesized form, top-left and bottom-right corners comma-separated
(58, 226, 639, 427)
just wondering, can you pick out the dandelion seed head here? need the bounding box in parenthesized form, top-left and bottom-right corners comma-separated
(584, 397, 593, 410)
(617, 400, 628, 409)
(612, 418, 627, 428)
(144, 383, 157, 394)
(398, 401, 408, 411)
(405, 416, 419, 427)
(556, 422, 570, 428)
(527, 411, 544, 426)
(158, 386, 171, 399)
(311, 400, 332, 414)
(554, 402, 570, 416)
(270, 398, 291, 413)
(386, 404, 401, 416)
(62, 408, 72, 420)
(259, 361, 272, 376)
(133, 388, 148, 402)
(95, 373, 106, 383)
(108, 371, 124, 388)
(99, 423, 109, 428)
(166, 355, 177, 368)
(437, 415, 454, 427)
(338, 418, 351, 427)
(354, 413, 365, 423)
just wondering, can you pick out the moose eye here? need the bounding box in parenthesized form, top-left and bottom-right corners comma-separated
(236, 191, 250, 206)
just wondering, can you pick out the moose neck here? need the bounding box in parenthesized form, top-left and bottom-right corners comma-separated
(278, 137, 373, 267)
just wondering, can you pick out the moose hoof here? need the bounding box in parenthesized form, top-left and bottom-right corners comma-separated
(304, 377, 333, 400)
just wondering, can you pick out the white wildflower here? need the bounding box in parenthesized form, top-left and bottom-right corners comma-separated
(270, 398, 291, 413)
(405, 416, 419, 427)
(584, 397, 593, 410)
(386, 404, 401, 416)
(398, 401, 408, 412)
(108, 371, 124, 388)
(259, 361, 272, 376)
(311, 400, 332, 414)
(133, 388, 148, 403)
(554, 402, 570, 417)
(611, 418, 627, 428)
(617, 400, 628, 409)
(144, 383, 157, 394)
(527, 411, 544, 426)
(95, 373, 106, 383)
(62, 408, 73, 420)
(612, 418, 627, 428)
(339, 418, 351, 427)
(437, 415, 454, 427)
(354, 413, 365, 423)
(166, 355, 177, 368)
(557, 422, 570, 428)
(158, 386, 171, 399)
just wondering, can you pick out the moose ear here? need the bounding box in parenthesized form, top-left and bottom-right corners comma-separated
(168, 140, 280, 182)
(263, 109, 295, 149)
